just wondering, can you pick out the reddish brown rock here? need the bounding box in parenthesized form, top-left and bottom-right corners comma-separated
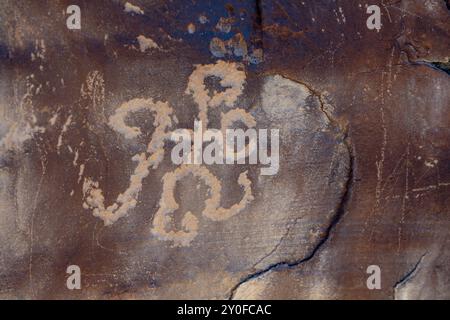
(0, 0, 449, 300)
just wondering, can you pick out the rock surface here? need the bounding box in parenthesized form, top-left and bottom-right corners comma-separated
(0, 0, 449, 299)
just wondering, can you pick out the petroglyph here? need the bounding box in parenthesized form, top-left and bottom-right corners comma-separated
(1, 0, 449, 300)
(81, 70, 105, 108)
(151, 165, 253, 247)
(82, 61, 257, 246)
(185, 60, 246, 129)
(83, 98, 173, 226)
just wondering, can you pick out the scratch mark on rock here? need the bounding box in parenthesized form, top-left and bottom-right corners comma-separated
(29, 144, 47, 298)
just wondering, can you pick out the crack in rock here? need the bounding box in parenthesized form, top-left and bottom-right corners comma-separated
(229, 116, 355, 299)
(430, 61, 450, 75)
(413, 60, 450, 75)
(393, 252, 428, 300)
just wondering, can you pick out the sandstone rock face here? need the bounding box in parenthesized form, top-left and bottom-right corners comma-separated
(0, 0, 448, 299)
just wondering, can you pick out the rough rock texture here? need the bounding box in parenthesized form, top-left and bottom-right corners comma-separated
(0, 0, 449, 299)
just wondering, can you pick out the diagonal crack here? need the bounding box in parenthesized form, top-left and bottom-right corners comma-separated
(250, 213, 307, 270)
(413, 60, 450, 75)
(398, 41, 450, 76)
(228, 97, 355, 299)
(229, 142, 353, 299)
(430, 61, 450, 75)
(393, 252, 428, 299)
(395, 32, 450, 76)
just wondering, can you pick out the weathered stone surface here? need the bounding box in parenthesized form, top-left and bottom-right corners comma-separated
(233, 0, 450, 300)
(0, 0, 448, 300)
